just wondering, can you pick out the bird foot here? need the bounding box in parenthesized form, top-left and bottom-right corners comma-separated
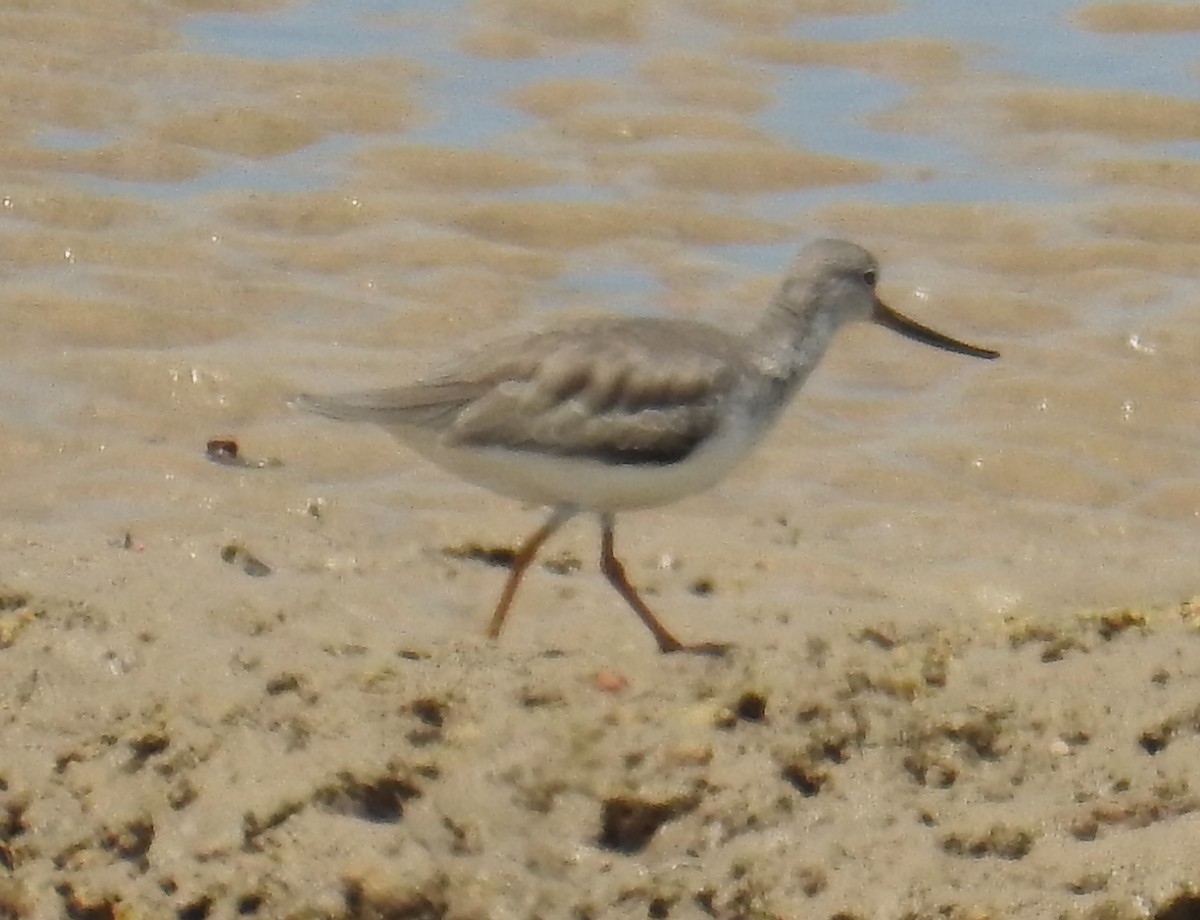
(659, 639, 732, 657)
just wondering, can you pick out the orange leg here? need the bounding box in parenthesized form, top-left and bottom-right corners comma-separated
(486, 507, 574, 639)
(598, 513, 727, 656)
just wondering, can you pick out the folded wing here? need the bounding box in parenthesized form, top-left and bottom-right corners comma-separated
(297, 319, 747, 467)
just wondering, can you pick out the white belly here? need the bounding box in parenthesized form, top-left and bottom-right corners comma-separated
(396, 416, 764, 512)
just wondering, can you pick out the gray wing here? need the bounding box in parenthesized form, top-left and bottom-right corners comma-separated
(297, 319, 747, 466)
(293, 381, 489, 432)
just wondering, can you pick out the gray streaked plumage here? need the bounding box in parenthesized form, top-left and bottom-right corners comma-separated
(296, 238, 998, 653)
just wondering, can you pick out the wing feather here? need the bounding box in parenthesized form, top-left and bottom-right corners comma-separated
(446, 320, 743, 465)
(298, 318, 750, 467)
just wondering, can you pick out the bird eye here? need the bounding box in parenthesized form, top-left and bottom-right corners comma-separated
(863, 269, 877, 286)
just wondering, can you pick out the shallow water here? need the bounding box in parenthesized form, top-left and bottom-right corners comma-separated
(1, 0, 1198, 641)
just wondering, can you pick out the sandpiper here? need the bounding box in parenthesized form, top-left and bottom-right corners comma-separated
(297, 239, 998, 653)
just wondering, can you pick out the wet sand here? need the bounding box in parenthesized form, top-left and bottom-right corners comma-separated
(1, 0, 1199, 917)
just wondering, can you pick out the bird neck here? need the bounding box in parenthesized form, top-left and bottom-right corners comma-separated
(746, 299, 841, 397)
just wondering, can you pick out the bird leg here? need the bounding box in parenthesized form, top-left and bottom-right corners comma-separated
(486, 507, 574, 639)
(598, 514, 727, 656)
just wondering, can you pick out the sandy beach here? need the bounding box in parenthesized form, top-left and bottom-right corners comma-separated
(3, 539, 1200, 917)
(1, 0, 1199, 917)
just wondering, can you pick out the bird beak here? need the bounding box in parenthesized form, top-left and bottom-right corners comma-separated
(873, 299, 999, 359)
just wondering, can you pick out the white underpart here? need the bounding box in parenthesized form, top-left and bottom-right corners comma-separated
(391, 407, 769, 512)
